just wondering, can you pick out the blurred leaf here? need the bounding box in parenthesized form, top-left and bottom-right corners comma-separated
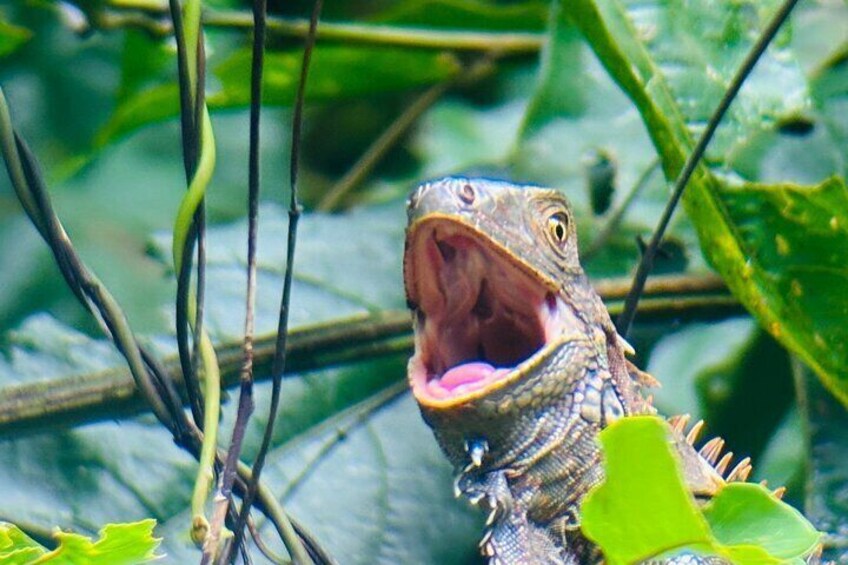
(795, 360, 848, 561)
(754, 408, 804, 496)
(567, 0, 848, 406)
(248, 394, 481, 565)
(582, 417, 821, 564)
(648, 319, 758, 420)
(214, 46, 460, 107)
(0, 519, 160, 564)
(414, 99, 526, 177)
(798, 2, 848, 180)
(369, 0, 548, 31)
(0, 20, 31, 58)
(648, 320, 795, 468)
(811, 55, 848, 177)
(517, 1, 585, 139)
(116, 31, 172, 104)
(96, 46, 461, 147)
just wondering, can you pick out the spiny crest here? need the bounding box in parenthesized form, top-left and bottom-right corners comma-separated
(667, 414, 784, 500)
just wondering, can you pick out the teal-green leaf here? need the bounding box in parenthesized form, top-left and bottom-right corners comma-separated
(581, 416, 713, 565)
(703, 483, 821, 560)
(0, 200, 479, 563)
(213, 46, 460, 107)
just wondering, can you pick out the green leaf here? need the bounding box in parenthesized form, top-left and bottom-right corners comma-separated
(96, 46, 461, 147)
(0, 523, 44, 564)
(715, 177, 848, 397)
(0, 520, 160, 564)
(703, 483, 821, 560)
(567, 0, 848, 406)
(517, 1, 586, 139)
(583, 417, 822, 564)
(581, 416, 713, 564)
(647, 319, 758, 419)
(0, 20, 31, 58)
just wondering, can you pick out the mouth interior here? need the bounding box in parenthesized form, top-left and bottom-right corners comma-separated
(409, 226, 566, 401)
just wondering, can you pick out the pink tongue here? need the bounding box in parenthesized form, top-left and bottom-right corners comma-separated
(440, 362, 512, 393)
(440, 362, 495, 390)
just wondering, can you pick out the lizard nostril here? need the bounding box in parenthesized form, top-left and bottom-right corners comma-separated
(459, 183, 476, 205)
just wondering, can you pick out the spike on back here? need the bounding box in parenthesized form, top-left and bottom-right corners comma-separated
(686, 420, 705, 445)
(714, 452, 734, 476)
(669, 414, 788, 503)
(726, 457, 752, 482)
(668, 414, 691, 434)
(699, 437, 724, 464)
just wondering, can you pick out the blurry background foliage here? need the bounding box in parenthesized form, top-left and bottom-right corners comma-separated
(0, 0, 846, 563)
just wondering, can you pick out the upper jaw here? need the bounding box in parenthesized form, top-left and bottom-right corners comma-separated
(404, 218, 572, 408)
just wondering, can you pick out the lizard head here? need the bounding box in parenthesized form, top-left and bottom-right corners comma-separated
(403, 177, 590, 415)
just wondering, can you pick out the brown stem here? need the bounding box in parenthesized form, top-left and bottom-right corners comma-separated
(80, 4, 543, 54)
(0, 274, 736, 438)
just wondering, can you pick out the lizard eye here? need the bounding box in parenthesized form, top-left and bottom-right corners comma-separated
(547, 212, 568, 244)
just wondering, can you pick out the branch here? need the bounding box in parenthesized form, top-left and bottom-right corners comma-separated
(73, 3, 543, 54)
(0, 274, 739, 438)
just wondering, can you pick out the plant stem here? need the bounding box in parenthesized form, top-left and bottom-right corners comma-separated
(88, 3, 544, 53)
(230, 1, 324, 562)
(206, 0, 269, 559)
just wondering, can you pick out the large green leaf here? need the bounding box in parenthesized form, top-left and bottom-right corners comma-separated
(96, 45, 461, 147)
(580, 417, 713, 564)
(703, 483, 820, 560)
(0, 202, 480, 563)
(582, 416, 821, 564)
(566, 0, 848, 405)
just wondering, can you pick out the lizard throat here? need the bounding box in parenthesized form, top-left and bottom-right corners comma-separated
(405, 220, 570, 405)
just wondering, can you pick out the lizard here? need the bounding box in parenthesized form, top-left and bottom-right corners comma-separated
(402, 176, 776, 564)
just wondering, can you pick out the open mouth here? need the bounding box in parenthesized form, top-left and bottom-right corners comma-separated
(405, 220, 568, 404)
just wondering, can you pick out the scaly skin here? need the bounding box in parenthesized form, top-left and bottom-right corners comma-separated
(403, 178, 738, 564)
